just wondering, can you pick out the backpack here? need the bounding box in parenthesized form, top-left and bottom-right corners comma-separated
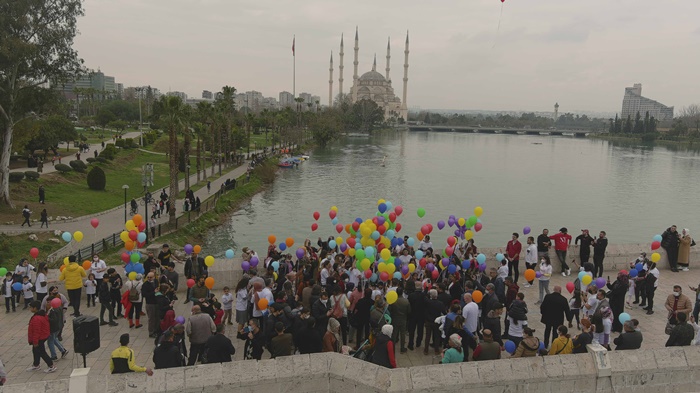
(331, 295, 344, 319)
(128, 282, 141, 301)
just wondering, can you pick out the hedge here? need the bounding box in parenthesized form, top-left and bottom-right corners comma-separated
(24, 171, 40, 180)
(100, 144, 117, 160)
(54, 164, 72, 173)
(9, 172, 24, 182)
(87, 166, 106, 190)
(69, 160, 87, 173)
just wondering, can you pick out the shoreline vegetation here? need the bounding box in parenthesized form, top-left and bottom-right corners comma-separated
(589, 133, 700, 148)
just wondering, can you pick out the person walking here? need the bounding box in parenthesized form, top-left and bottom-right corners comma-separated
(46, 300, 68, 361)
(98, 275, 118, 326)
(35, 263, 48, 303)
(540, 285, 570, 348)
(185, 305, 216, 365)
(549, 228, 572, 276)
(141, 273, 159, 338)
(21, 205, 32, 227)
(124, 274, 144, 328)
(678, 228, 693, 271)
(110, 334, 153, 375)
(58, 256, 86, 317)
(662, 225, 681, 272)
(38, 185, 45, 204)
(26, 301, 57, 373)
(40, 209, 48, 228)
(592, 231, 609, 278)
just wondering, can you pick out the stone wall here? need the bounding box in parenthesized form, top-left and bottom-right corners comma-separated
(6, 345, 700, 393)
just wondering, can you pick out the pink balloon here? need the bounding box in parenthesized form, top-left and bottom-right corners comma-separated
(30, 247, 39, 258)
(50, 298, 62, 309)
(90, 218, 99, 229)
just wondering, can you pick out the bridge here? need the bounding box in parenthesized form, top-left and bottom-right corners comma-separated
(407, 125, 599, 137)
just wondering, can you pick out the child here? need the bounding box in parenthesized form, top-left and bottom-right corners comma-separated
(213, 302, 224, 325)
(625, 273, 635, 309)
(2, 273, 15, 313)
(568, 290, 581, 330)
(498, 258, 509, 280)
(22, 276, 34, 310)
(221, 287, 234, 325)
(84, 273, 97, 307)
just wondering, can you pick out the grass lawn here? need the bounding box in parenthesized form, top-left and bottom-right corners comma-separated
(249, 133, 275, 149)
(0, 149, 186, 222)
(0, 232, 66, 269)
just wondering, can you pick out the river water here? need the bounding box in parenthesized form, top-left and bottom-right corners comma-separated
(204, 131, 700, 256)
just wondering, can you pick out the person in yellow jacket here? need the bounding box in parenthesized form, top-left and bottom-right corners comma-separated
(58, 256, 86, 317)
(549, 325, 574, 355)
(110, 334, 153, 375)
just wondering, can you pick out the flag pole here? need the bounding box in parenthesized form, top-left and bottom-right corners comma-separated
(293, 35, 296, 98)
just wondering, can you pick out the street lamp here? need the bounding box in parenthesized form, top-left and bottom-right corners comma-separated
(122, 184, 130, 222)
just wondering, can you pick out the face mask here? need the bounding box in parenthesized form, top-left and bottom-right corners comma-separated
(673, 291, 680, 297)
(321, 299, 328, 305)
(540, 259, 546, 263)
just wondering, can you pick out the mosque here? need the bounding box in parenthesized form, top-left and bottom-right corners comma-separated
(328, 28, 409, 121)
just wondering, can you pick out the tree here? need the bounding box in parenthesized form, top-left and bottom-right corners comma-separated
(310, 110, 342, 147)
(623, 115, 633, 134)
(153, 96, 186, 225)
(0, 0, 84, 207)
(352, 99, 384, 133)
(633, 111, 643, 134)
(96, 108, 116, 128)
(614, 114, 621, 133)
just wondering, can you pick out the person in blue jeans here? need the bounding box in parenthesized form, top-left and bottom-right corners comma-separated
(47, 303, 68, 360)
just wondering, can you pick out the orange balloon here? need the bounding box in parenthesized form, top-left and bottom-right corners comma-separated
(124, 240, 135, 251)
(258, 298, 269, 310)
(417, 232, 425, 241)
(204, 277, 215, 290)
(524, 269, 536, 282)
(285, 237, 294, 247)
(193, 245, 202, 254)
(268, 235, 276, 244)
(472, 290, 483, 303)
(82, 261, 91, 271)
(132, 214, 143, 226)
(345, 224, 351, 234)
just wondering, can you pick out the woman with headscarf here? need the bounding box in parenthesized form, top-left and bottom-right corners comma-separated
(322, 318, 342, 353)
(441, 333, 465, 364)
(678, 228, 693, 271)
(606, 271, 630, 333)
(371, 324, 396, 368)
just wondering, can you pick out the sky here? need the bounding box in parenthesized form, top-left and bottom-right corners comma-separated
(73, 0, 700, 113)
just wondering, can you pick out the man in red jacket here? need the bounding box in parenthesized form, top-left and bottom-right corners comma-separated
(506, 233, 522, 283)
(549, 227, 572, 277)
(27, 301, 56, 373)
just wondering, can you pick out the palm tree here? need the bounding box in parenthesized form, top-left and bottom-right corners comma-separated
(215, 86, 237, 174)
(195, 101, 215, 182)
(153, 95, 186, 225)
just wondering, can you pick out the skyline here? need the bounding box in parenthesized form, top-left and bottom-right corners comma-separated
(73, 0, 700, 113)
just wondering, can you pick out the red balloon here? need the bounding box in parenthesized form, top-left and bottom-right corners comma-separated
(311, 223, 318, 232)
(352, 222, 360, 231)
(90, 218, 99, 229)
(347, 237, 356, 248)
(445, 246, 454, 256)
(187, 279, 196, 288)
(138, 222, 146, 232)
(313, 211, 320, 221)
(121, 253, 130, 263)
(501, 0, 505, 3)
(379, 272, 389, 282)
(566, 282, 575, 294)
(329, 210, 337, 219)
(372, 217, 379, 225)
(447, 237, 456, 247)
(389, 212, 397, 223)
(335, 224, 343, 233)
(128, 230, 138, 241)
(395, 206, 403, 216)
(421, 225, 429, 235)
(474, 222, 483, 232)
(50, 298, 62, 309)
(30, 247, 39, 259)
(395, 223, 402, 232)
(419, 258, 427, 268)
(431, 269, 439, 280)
(364, 269, 373, 279)
(651, 241, 661, 250)
(378, 225, 386, 235)
(377, 243, 385, 252)
(427, 224, 433, 233)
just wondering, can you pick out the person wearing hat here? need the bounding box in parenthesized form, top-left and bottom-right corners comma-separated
(58, 255, 87, 317)
(371, 324, 396, 368)
(110, 333, 153, 375)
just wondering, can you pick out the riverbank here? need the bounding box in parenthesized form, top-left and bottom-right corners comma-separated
(589, 132, 700, 149)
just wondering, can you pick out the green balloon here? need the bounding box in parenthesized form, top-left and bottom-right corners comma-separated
(468, 215, 478, 227)
(130, 253, 140, 263)
(417, 208, 426, 218)
(355, 249, 366, 261)
(0, 267, 6, 277)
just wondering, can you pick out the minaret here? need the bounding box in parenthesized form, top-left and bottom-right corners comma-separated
(328, 52, 333, 107)
(352, 26, 359, 103)
(372, 54, 377, 71)
(554, 102, 559, 123)
(400, 31, 409, 119)
(385, 37, 391, 83)
(339, 34, 344, 97)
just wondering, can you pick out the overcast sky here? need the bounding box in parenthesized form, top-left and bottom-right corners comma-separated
(73, 0, 700, 113)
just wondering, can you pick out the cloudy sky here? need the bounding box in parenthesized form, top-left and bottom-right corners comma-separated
(74, 0, 700, 113)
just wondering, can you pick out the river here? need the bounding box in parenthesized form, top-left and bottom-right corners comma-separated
(204, 131, 700, 256)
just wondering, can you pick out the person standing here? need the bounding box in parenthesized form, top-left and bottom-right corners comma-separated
(506, 233, 522, 283)
(540, 285, 570, 348)
(537, 256, 552, 305)
(46, 300, 68, 361)
(38, 185, 45, 204)
(108, 268, 123, 319)
(524, 237, 538, 288)
(371, 324, 397, 368)
(592, 231, 608, 278)
(388, 287, 411, 353)
(537, 229, 552, 259)
(549, 228, 572, 276)
(98, 275, 118, 326)
(406, 281, 425, 350)
(90, 254, 108, 284)
(205, 324, 236, 363)
(21, 205, 32, 227)
(185, 305, 216, 365)
(662, 225, 681, 272)
(678, 228, 693, 271)
(124, 274, 143, 328)
(35, 263, 48, 303)
(606, 271, 629, 333)
(643, 263, 660, 315)
(575, 229, 594, 264)
(39, 209, 48, 228)
(58, 256, 86, 317)
(110, 334, 153, 375)
(142, 273, 159, 338)
(26, 301, 56, 373)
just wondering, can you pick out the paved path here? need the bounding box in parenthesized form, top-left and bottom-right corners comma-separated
(0, 262, 691, 387)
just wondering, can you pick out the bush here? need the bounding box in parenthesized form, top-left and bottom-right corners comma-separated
(86, 157, 96, 163)
(54, 164, 72, 173)
(69, 160, 87, 173)
(100, 144, 117, 160)
(115, 139, 125, 148)
(24, 171, 40, 180)
(96, 157, 108, 163)
(125, 138, 135, 148)
(87, 166, 106, 190)
(9, 172, 24, 182)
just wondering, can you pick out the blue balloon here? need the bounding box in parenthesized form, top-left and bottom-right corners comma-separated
(504, 340, 516, 354)
(365, 246, 375, 258)
(271, 261, 280, 272)
(125, 263, 134, 273)
(378, 203, 387, 213)
(134, 263, 145, 274)
(476, 254, 486, 264)
(62, 232, 72, 242)
(355, 242, 363, 250)
(395, 238, 403, 246)
(539, 341, 545, 351)
(635, 263, 644, 272)
(355, 217, 363, 224)
(329, 240, 337, 249)
(462, 261, 470, 270)
(385, 201, 393, 211)
(393, 272, 402, 280)
(332, 217, 339, 225)
(407, 237, 415, 247)
(629, 268, 638, 278)
(447, 264, 457, 274)
(652, 234, 662, 243)
(279, 243, 287, 251)
(386, 230, 395, 239)
(225, 249, 235, 259)
(370, 273, 378, 282)
(137, 232, 147, 243)
(578, 271, 586, 281)
(12, 282, 23, 291)
(415, 250, 424, 260)
(496, 253, 504, 262)
(371, 231, 380, 240)
(619, 312, 631, 324)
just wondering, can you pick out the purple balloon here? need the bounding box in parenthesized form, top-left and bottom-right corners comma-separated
(426, 263, 435, 272)
(442, 258, 450, 266)
(523, 226, 531, 235)
(437, 220, 445, 230)
(401, 265, 409, 274)
(535, 271, 542, 278)
(250, 256, 259, 267)
(595, 277, 606, 289)
(478, 263, 487, 272)
(184, 244, 193, 255)
(175, 316, 185, 324)
(339, 243, 347, 252)
(454, 229, 460, 237)
(377, 216, 385, 225)
(241, 261, 250, 271)
(296, 248, 305, 259)
(449, 215, 456, 221)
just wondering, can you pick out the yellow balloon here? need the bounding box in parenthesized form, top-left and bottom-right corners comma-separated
(361, 258, 371, 271)
(120, 231, 130, 243)
(330, 206, 338, 212)
(458, 218, 466, 227)
(408, 263, 416, 273)
(73, 231, 84, 243)
(386, 290, 398, 305)
(273, 272, 278, 281)
(439, 260, 446, 270)
(128, 272, 137, 281)
(125, 220, 136, 231)
(360, 226, 372, 237)
(348, 248, 356, 257)
(380, 248, 391, 261)
(205, 255, 215, 267)
(651, 252, 661, 263)
(386, 263, 396, 274)
(582, 274, 592, 285)
(474, 206, 483, 217)
(377, 263, 386, 273)
(336, 237, 343, 245)
(377, 199, 386, 205)
(63, 257, 69, 266)
(465, 230, 473, 241)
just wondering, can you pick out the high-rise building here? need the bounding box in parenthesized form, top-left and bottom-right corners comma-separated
(279, 91, 294, 108)
(167, 91, 188, 101)
(59, 70, 118, 99)
(621, 84, 673, 122)
(202, 90, 213, 99)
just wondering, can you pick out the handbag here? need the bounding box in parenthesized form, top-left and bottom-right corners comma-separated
(331, 295, 343, 319)
(665, 321, 675, 335)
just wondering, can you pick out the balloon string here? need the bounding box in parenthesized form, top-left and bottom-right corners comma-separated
(493, 3, 503, 49)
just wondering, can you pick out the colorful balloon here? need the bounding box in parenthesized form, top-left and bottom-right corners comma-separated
(474, 206, 483, 217)
(30, 247, 39, 259)
(225, 249, 235, 259)
(386, 290, 398, 305)
(651, 252, 661, 263)
(73, 231, 84, 242)
(313, 211, 320, 220)
(205, 256, 215, 267)
(61, 232, 72, 242)
(268, 235, 276, 244)
(205, 277, 215, 289)
(472, 290, 483, 303)
(417, 208, 426, 218)
(566, 282, 575, 293)
(90, 218, 99, 229)
(524, 269, 536, 282)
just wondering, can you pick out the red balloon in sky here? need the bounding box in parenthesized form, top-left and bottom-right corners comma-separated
(311, 223, 318, 231)
(335, 224, 343, 233)
(313, 211, 320, 221)
(395, 223, 402, 232)
(394, 206, 403, 216)
(389, 212, 397, 223)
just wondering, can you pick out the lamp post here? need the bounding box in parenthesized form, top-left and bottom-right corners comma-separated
(122, 184, 130, 222)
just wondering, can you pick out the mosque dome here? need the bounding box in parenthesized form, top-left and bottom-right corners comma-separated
(359, 70, 386, 82)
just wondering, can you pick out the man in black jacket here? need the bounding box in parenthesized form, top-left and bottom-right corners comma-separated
(613, 320, 643, 350)
(661, 226, 681, 273)
(311, 292, 331, 337)
(540, 285, 570, 347)
(153, 330, 184, 369)
(108, 268, 123, 319)
(575, 229, 594, 264)
(99, 276, 118, 326)
(296, 317, 323, 354)
(537, 229, 552, 258)
(205, 324, 235, 363)
(592, 231, 609, 278)
(406, 281, 425, 350)
(142, 273, 159, 338)
(184, 253, 206, 304)
(423, 289, 445, 355)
